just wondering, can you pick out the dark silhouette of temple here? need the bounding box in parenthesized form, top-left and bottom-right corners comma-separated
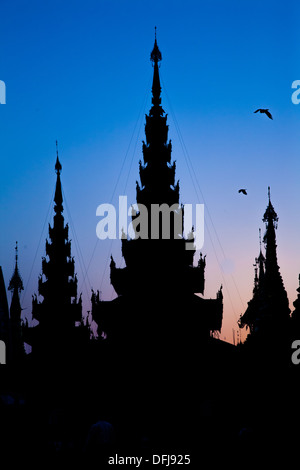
(239, 187, 291, 355)
(91, 35, 223, 366)
(1, 33, 300, 465)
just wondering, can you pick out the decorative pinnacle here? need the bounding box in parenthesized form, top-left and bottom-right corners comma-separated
(263, 186, 278, 225)
(8, 241, 24, 292)
(55, 140, 62, 175)
(15, 241, 18, 263)
(54, 142, 63, 213)
(257, 228, 265, 262)
(150, 27, 162, 64)
(150, 28, 163, 113)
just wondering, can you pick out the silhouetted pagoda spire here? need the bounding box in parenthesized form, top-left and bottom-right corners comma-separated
(8, 242, 25, 363)
(8, 242, 24, 294)
(239, 188, 290, 341)
(252, 229, 265, 296)
(92, 33, 223, 352)
(239, 230, 265, 334)
(150, 27, 163, 115)
(257, 228, 265, 287)
(54, 148, 63, 213)
(137, 31, 178, 209)
(24, 149, 83, 362)
(0, 266, 9, 353)
(262, 187, 290, 332)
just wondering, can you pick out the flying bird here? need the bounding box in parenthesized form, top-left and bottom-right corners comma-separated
(254, 108, 273, 120)
(238, 189, 247, 195)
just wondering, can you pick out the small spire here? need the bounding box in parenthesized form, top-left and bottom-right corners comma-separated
(150, 27, 162, 64)
(257, 228, 265, 263)
(54, 142, 63, 213)
(15, 241, 18, 263)
(150, 28, 163, 114)
(8, 242, 24, 293)
(259, 228, 262, 249)
(253, 262, 258, 292)
(263, 186, 278, 224)
(55, 140, 62, 175)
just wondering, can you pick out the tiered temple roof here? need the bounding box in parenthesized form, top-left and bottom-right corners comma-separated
(92, 34, 223, 350)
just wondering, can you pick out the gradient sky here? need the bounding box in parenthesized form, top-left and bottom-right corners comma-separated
(1, 0, 300, 344)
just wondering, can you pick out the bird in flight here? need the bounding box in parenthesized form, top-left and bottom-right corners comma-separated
(238, 189, 247, 195)
(254, 108, 273, 120)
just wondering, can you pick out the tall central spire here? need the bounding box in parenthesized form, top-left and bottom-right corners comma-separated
(136, 30, 178, 208)
(150, 27, 163, 115)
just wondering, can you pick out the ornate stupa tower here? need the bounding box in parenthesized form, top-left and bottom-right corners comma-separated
(238, 229, 265, 334)
(239, 188, 290, 344)
(92, 34, 223, 358)
(24, 149, 83, 363)
(291, 275, 300, 341)
(8, 242, 25, 363)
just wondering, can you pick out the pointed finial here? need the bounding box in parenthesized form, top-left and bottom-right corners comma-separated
(259, 228, 262, 249)
(8, 241, 23, 292)
(55, 140, 62, 175)
(155, 25, 157, 40)
(263, 185, 278, 225)
(54, 141, 63, 212)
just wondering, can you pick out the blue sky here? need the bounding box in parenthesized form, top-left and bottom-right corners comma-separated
(1, 0, 300, 343)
